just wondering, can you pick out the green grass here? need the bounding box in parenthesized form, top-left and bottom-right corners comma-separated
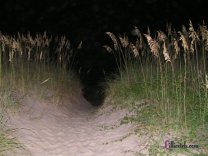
(105, 22, 208, 155)
(0, 89, 22, 155)
(0, 131, 22, 155)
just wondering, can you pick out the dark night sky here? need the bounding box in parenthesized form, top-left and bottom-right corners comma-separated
(0, 0, 207, 43)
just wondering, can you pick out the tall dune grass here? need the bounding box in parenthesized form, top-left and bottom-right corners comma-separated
(105, 21, 208, 154)
(0, 32, 80, 154)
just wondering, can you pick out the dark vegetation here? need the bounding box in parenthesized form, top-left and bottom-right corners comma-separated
(103, 21, 208, 154)
(0, 1, 207, 106)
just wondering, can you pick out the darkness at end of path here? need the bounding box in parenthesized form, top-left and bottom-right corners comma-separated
(71, 42, 117, 106)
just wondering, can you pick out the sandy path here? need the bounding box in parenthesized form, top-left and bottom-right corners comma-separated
(5, 92, 143, 156)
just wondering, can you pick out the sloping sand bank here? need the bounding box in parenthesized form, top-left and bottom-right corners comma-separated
(6, 92, 143, 156)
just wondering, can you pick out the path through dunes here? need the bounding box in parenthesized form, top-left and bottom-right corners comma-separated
(6, 91, 143, 156)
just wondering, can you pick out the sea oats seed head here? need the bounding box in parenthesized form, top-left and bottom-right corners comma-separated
(162, 42, 171, 62)
(157, 30, 167, 42)
(173, 38, 180, 59)
(130, 43, 139, 57)
(118, 35, 129, 48)
(106, 32, 118, 50)
(144, 34, 160, 57)
(103, 45, 113, 53)
(179, 31, 189, 52)
(189, 20, 199, 53)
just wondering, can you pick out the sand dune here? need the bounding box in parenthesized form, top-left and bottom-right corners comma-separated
(6, 92, 143, 156)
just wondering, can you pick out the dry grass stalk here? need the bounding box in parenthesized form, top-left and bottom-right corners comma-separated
(118, 35, 129, 48)
(130, 43, 139, 57)
(189, 21, 199, 53)
(162, 42, 171, 62)
(133, 26, 143, 49)
(133, 26, 141, 37)
(144, 34, 160, 57)
(0, 32, 74, 65)
(103, 45, 113, 53)
(157, 31, 167, 42)
(106, 32, 118, 50)
(179, 31, 189, 53)
(199, 24, 208, 51)
(135, 39, 141, 52)
(200, 24, 208, 41)
(173, 38, 180, 60)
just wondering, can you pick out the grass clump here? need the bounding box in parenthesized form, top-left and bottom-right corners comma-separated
(0, 32, 80, 154)
(105, 21, 208, 155)
(0, 132, 21, 155)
